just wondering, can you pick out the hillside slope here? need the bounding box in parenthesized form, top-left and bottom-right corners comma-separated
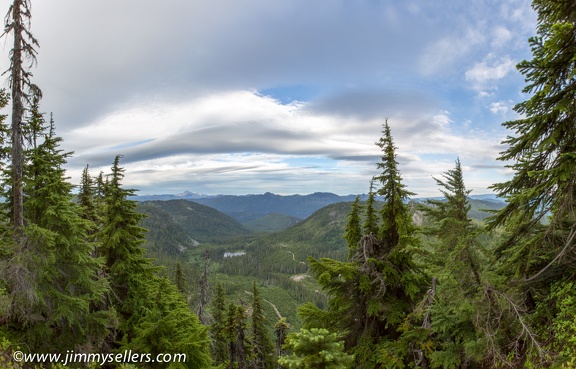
(137, 200, 252, 250)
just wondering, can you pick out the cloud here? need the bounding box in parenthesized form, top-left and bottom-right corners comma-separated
(0, 0, 536, 196)
(61, 89, 507, 196)
(465, 55, 516, 87)
(489, 100, 514, 115)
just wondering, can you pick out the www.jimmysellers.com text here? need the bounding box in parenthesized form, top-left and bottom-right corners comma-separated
(12, 349, 187, 366)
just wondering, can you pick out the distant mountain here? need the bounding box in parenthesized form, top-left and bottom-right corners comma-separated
(191, 192, 359, 222)
(137, 200, 252, 254)
(131, 191, 213, 201)
(242, 213, 302, 233)
(132, 190, 506, 232)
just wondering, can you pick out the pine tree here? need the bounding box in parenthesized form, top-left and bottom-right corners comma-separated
(374, 121, 416, 250)
(487, 0, 576, 365)
(344, 196, 362, 259)
(274, 318, 290, 367)
(489, 0, 576, 287)
(251, 282, 275, 369)
(278, 328, 353, 369)
(363, 178, 378, 236)
(225, 302, 252, 369)
(175, 261, 186, 295)
(210, 283, 229, 365)
(300, 122, 426, 368)
(4, 107, 113, 351)
(78, 165, 100, 239)
(128, 277, 212, 369)
(99, 155, 154, 303)
(389, 159, 491, 367)
(97, 155, 156, 345)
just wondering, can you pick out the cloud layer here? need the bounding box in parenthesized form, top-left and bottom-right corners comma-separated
(0, 0, 537, 196)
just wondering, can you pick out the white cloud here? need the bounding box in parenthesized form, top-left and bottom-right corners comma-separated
(62, 90, 506, 196)
(489, 100, 514, 115)
(492, 27, 513, 48)
(419, 27, 485, 76)
(465, 55, 516, 86)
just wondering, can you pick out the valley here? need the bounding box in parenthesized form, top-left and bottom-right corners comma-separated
(135, 192, 506, 332)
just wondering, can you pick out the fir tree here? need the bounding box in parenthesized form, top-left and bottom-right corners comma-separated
(251, 282, 276, 369)
(97, 155, 156, 345)
(128, 277, 212, 369)
(210, 282, 229, 365)
(274, 318, 290, 367)
(488, 0, 576, 365)
(5, 108, 113, 351)
(175, 261, 187, 295)
(226, 302, 252, 369)
(344, 196, 362, 259)
(78, 165, 100, 239)
(374, 121, 416, 250)
(363, 178, 378, 236)
(300, 122, 426, 368)
(278, 328, 353, 369)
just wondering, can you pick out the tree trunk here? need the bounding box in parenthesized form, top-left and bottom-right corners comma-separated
(10, 0, 25, 237)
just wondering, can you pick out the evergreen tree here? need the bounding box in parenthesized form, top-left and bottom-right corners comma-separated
(274, 318, 290, 367)
(363, 178, 378, 236)
(374, 121, 416, 250)
(343, 196, 362, 259)
(128, 277, 212, 369)
(300, 122, 426, 368)
(251, 282, 276, 369)
(225, 302, 252, 369)
(4, 108, 113, 352)
(97, 155, 156, 345)
(210, 283, 229, 366)
(385, 159, 493, 367)
(175, 261, 187, 295)
(278, 328, 353, 369)
(78, 165, 100, 240)
(488, 0, 576, 365)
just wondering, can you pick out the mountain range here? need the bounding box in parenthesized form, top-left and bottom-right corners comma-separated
(133, 191, 504, 223)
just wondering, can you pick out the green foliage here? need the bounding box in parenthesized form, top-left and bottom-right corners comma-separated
(344, 196, 362, 258)
(99, 156, 156, 308)
(301, 123, 426, 369)
(126, 277, 212, 369)
(278, 328, 353, 369)
(210, 283, 229, 365)
(486, 0, 576, 365)
(250, 282, 276, 369)
(225, 302, 252, 368)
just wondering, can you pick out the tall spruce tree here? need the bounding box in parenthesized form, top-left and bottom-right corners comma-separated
(300, 122, 426, 368)
(363, 179, 378, 236)
(210, 283, 229, 365)
(97, 155, 156, 345)
(488, 0, 576, 365)
(226, 302, 252, 369)
(389, 159, 492, 367)
(251, 282, 276, 369)
(7, 107, 113, 351)
(128, 277, 212, 369)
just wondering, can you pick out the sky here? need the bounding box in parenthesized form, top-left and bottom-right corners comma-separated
(0, 0, 538, 196)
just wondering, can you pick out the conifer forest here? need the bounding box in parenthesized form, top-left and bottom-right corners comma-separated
(1, 0, 576, 368)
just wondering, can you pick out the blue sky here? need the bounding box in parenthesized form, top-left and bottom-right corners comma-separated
(0, 0, 537, 196)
